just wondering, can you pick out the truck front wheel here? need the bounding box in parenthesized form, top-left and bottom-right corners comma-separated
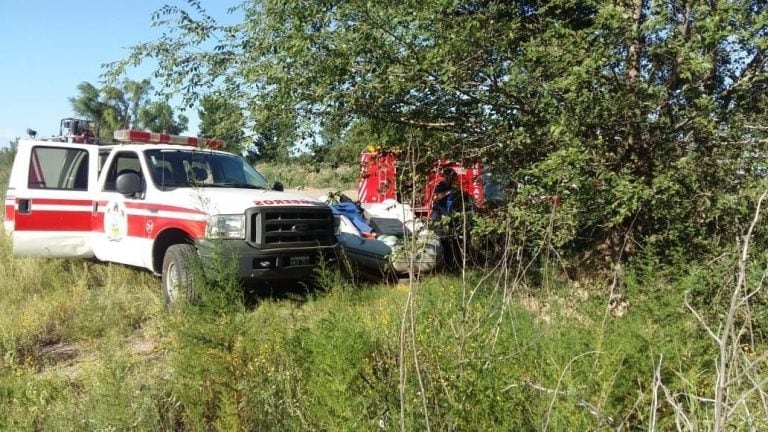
(161, 244, 199, 307)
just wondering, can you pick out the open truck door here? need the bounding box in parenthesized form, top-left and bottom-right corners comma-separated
(6, 140, 98, 258)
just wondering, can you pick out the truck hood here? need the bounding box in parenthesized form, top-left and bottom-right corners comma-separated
(174, 188, 328, 215)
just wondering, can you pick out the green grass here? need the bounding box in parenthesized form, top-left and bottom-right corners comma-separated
(2, 225, 764, 430)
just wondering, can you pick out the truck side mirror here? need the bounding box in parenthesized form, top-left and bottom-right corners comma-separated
(272, 181, 284, 192)
(116, 171, 142, 196)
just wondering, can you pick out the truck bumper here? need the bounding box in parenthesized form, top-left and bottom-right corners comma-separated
(195, 239, 341, 281)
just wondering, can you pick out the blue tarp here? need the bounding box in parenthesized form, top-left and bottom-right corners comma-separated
(330, 202, 373, 234)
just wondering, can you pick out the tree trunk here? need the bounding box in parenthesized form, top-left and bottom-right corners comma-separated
(599, 0, 647, 265)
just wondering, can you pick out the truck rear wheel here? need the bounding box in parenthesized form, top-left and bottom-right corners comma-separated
(162, 244, 199, 307)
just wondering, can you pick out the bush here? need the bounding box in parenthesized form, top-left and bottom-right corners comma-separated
(256, 161, 358, 190)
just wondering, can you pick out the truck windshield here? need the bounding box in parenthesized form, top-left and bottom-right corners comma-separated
(144, 149, 269, 190)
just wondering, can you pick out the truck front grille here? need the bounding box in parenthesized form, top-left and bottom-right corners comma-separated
(247, 206, 335, 248)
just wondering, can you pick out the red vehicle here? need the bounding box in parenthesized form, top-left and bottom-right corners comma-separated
(358, 150, 485, 214)
(357, 150, 397, 204)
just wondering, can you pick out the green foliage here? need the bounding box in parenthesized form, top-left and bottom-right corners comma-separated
(198, 94, 248, 154)
(244, 119, 292, 163)
(311, 118, 432, 166)
(69, 82, 110, 137)
(71, 79, 145, 137)
(110, 0, 768, 264)
(137, 100, 189, 134)
(257, 161, 358, 190)
(0, 140, 16, 205)
(70, 79, 187, 137)
(122, 78, 154, 128)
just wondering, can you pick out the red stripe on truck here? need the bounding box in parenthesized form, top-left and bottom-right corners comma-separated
(30, 198, 93, 206)
(4, 204, 14, 223)
(13, 200, 207, 239)
(14, 211, 92, 231)
(124, 202, 206, 214)
(147, 218, 207, 239)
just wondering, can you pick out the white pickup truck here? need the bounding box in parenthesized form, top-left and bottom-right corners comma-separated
(3, 129, 339, 303)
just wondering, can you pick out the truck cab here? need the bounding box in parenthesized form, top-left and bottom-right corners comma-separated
(4, 130, 339, 304)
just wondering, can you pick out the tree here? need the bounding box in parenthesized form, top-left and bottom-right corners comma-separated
(122, 79, 153, 129)
(69, 82, 110, 138)
(1, 138, 18, 195)
(198, 94, 247, 153)
(6, 138, 18, 152)
(137, 101, 188, 134)
(244, 120, 291, 163)
(70, 79, 158, 137)
(311, 118, 440, 166)
(112, 0, 768, 262)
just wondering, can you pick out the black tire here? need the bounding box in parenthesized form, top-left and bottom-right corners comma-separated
(161, 243, 199, 307)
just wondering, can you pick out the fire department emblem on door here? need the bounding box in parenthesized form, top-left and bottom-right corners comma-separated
(104, 200, 128, 241)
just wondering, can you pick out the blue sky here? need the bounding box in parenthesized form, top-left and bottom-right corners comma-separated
(0, 1, 235, 146)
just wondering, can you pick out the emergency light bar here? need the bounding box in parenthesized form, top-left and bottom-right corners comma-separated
(113, 129, 224, 149)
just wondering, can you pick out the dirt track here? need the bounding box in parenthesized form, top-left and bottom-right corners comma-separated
(285, 187, 358, 202)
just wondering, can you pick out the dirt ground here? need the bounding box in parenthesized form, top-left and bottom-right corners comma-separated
(285, 187, 359, 202)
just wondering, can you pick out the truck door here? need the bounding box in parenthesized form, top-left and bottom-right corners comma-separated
(11, 142, 98, 257)
(91, 150, 147, 268)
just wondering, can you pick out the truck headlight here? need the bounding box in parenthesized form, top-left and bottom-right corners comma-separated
(207, 214, 245, 239)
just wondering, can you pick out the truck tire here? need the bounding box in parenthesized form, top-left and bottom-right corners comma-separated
(162, 244, 199, 307)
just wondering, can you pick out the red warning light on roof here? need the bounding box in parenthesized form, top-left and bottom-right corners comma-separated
(113, 130, 224, 149)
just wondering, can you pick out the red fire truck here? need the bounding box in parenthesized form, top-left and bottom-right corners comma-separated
(357, 150, 485, 214)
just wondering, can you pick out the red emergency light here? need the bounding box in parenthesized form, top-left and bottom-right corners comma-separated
(113, 130, 224, 149)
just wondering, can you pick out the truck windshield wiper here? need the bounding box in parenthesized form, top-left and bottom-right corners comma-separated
(205, 183, 265, 189)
